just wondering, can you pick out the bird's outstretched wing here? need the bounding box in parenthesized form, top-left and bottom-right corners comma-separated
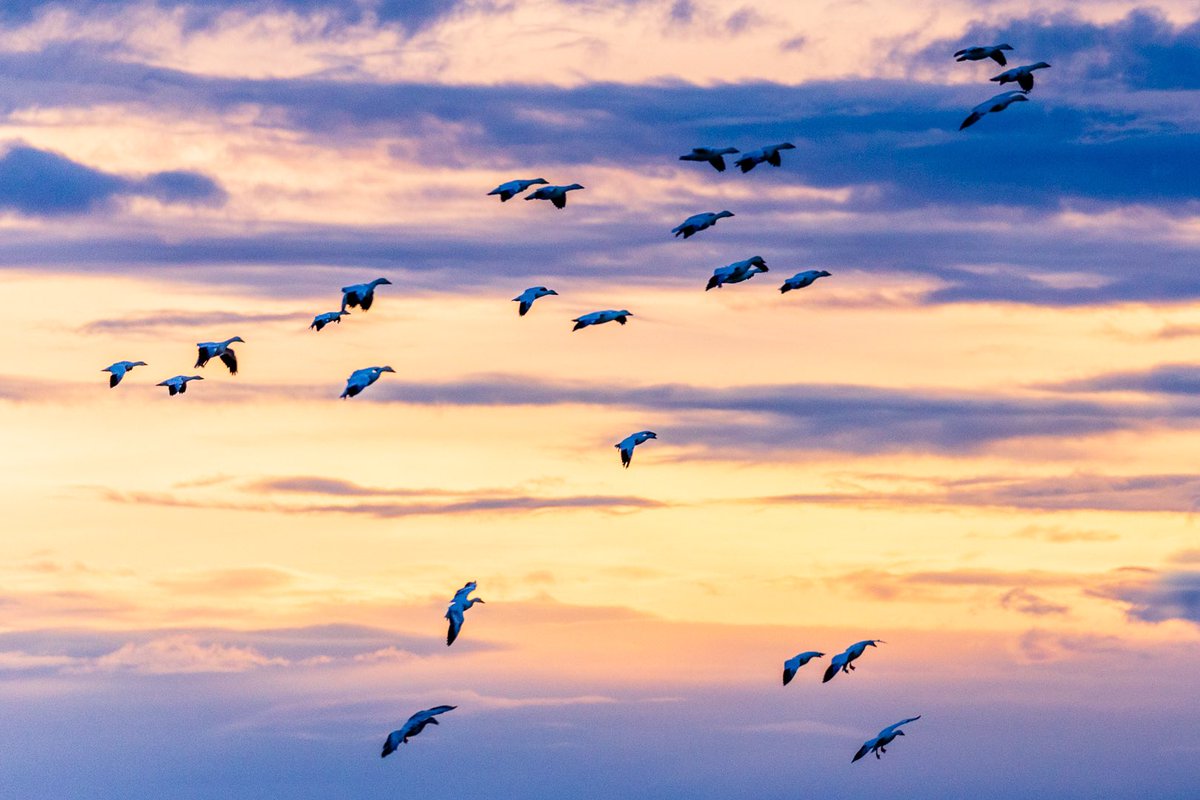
(1018, 72, 1033, 91)
(195, 346, 210, 368)
(519, 300, 531, 316)
(360, 292, 374, 311)
(446, 606, 464, 646)
(219, 350, 238, 375)
(959, 111, 984, 130)
(852, 739, 876, 763)
(711, 155, 727, 172)
(109, 373, 121, 388)
(991, 51, 1007, 65)
(619, 444, 633, 468)
(551, 194, 566, 209)
(783, 667, 795, 686)
(822, 662, 839, 683)
(880, 716, 922, 737)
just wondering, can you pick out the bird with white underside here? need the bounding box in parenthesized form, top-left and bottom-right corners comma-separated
(823, 639, 885, 683)
(780, 269, 831, 294)
(340, 278, 391, 313)
(853, 716, 921, 763)
(706, 256, 768, 290)
(340, 366, 394, 399)
(615, 430, 657, 468)
(310, 311, 348, 331)
(783, 651, 824, 685)
(156, 375, 203, 396)
(672, 210, 734, 239)
(679, 146, 740, 172)
(525, 183, 584, 209)
(959, 91, 1029, 130)
(194, 337, 243, 375)
(380, 705, 456, 758)
(513, 286, 558, 316)
(572, 309, 632, 331)
(102, 360, 147, 388)
(733, 142, 795, 173)
(488, 178, 548, 201)
(991, 61, 1051, 92)
(445, 581, 485, 646)
(954, 43, 1013, 65)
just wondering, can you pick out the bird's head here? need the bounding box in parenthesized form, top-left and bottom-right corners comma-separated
(133, 361, 147, 367)
(777, 142, 796, 150)
(566, 183, 584, 191)
(998, 43, 1013, 50)
(618, 310, 632, 317)
(895, 730, 906, 736)
(380, 366, 396, 373)
(818, 270, 832, 277)
(229, 336, 245, 344)
(717, 210, 735, 219)
(191, 376, 204, 381)
(338, 311, 350, 317)
(748, 256, 766, 267)
(1033, 61, 1051, 69)
(373, 278, 393, 286)
(531, 178, 548, 185)
(546, 289, 559, 295)
(645, 431, 658, 439)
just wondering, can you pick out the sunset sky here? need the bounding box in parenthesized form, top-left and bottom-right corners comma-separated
(1, 1, 1199, 797)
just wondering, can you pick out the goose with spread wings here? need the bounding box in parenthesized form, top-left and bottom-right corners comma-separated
(959, 90, 1029, 130)
(615, 430, 657, 468)
(340, 366, 394, 399)
(102, 360, 147, 388)
(513, 286, 558, 316)
(783, 651, 824, 686)
(853, 716, 921, 762)
(672, 210, 734, 239)
(823, 639, 885, 683)
(525, 183, 584, 209)
(340, 278, 391, 313)
(445, 581, 485, 646)
(156, 375, 203, 396)
(991, 61, 1051, 92)
(381, 705, 457, 758)
(954, 43, 1013, 65)
(679, 146, 740, 172)
(733, 142, 795, 173)
(195, 337, 243, 375)
(310, 311, 349, 331)
(489, 178, 548, 201)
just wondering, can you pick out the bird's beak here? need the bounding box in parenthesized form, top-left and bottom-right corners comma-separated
(382, 366, 395, 373)
(476, 599, 486, 604)
(548, 290, 558, 295)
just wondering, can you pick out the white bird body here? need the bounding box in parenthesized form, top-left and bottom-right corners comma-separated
(194, 336, 243, 375)
(853, 716, 921, 763)
(679, 146, 740, 172)
(991, 61, 1051, 92)
(381, 705, 456, 758)
(733, 142, 795, 173)
(572, 309, 632, 331)
(340, 278, 391, 313)
(445, 580, 485, 646)
(310, 311, 349, 331)
(525, 183, 584, 209)
(706, 256, 768, 290)
(513, 286, 558, 316)
(954, 43, 1013, 65)
(489, 178, 548, 201)
(823, 639, 884, 683)
(615, 430, 657, 468)
(672, 210, 734, 239)
(102, 360, 146, 388)
(783, 650, 824, 685)
(341, 365, 395, 399)
(960, 90, 1029, 130)
(780, 269, 831, 294)
(156, 375, 203, 396)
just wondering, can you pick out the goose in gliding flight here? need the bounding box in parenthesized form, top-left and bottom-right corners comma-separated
(488, 178, 548, 201)
(572, 309, 632, 331)
(381, 705, 457, 758)
(679, 146, 740, 172)
(513, 286, 558, 316)
(102, 360, 147, 388)
(959, 91, 1029, 130)
(310, 311, 349, 331)
(823, 639, 885, 683)
(954, 43, 1013, 65)
(783, 651, 824, 686)
(156, 375, 203, 396)
(340, 366, 395, 399)
(733, 142, 795, 173)
(340, 278, 391, 313)
(615, 430, 657, 468)
(672, 210, 734, 239)
(991, 61, 1051, 92)
(445, 581, 485, 646)
(780, 269, 831, 293)
(525, 183, 584, 209)
(706, 256, 768, 290)
(853, 716, 921, 762)
(195, 336, 243, 375)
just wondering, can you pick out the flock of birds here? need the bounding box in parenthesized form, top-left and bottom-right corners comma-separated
(92, 41, 1056, 769)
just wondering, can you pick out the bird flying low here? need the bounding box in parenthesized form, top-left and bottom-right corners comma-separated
(102, 360, 147, 388)
(572, 309, 632, 331)
(381, 705, 457, 758)
(823, 639, 885, 683)
(706, 256, 769, 290)
(615, 430, 657, 468)
(340, 366, 395, 399)
(513, 286, 558, 316)
(525, 183, 584, 209)
(310, 311, 349, 331)
(954, 43, 1013, 65)
(780, 269, 832, 294)
(991, 61, 1051, 92)
(783, 651, 824, 686)
(340, 278, 391, 313)
(853, 716, 921, 763)
(156, 375, 203, 396)
(195, 337, 244, 375)
(445, 581, 485, 646)
(679, 146, 740, 172)
(672, 210, 734, 239)
(959, 90, 1029, 130)
(733, 142, 795, 173)
(488, 177, 548, 201)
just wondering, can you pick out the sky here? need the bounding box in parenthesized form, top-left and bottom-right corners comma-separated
(1, 0, 1199, 797)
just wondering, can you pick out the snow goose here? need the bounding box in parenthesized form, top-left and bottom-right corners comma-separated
(853, 716, 921, 762)
(102, 360, 147, 388)
(780, 269, 831, 294)
(340, 278, 391, 313)
(513, 286, 558, 316)
(672, 210, 734, 239)
(823, 639, 885, 683)
(991, 61, 1051, 92)
(954, 43, 1013, 66)
(733, 143, 795, 173)
(488, 178, 548, 202)
(615, 430, 657, 468)
(679, 146, 740, 172)
(381, 706, 457, 758)
(310, 311, 349, 331)
(340, 366, 395, 399)
(525, 183, 584, 209)
(783, 651, 824, 685)
(706, 256, 768, 291)
(195, 336, 243, 375)
(572, 309, 632, 331)
(445, 581, 485, 646)
(959, 91, 1029, 130)
(156, 375, 203, 396)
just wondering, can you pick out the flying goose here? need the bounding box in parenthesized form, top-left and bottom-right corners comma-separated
(706, 256, 768, 290)
(783, 651, 824, 686)
(780, 269, 831, 293)
(959, 91, 1029, 130)
(445, 581, 485, 646)
(853, 716, 921, 762)
(381, 705, 457, 758)
(310, 311, 349, 331)
(679, 146, 740, 172)
(615, 430, 657, 468)
(823, 639, 885, 683)
(195, 336, 243, 375)
(733, 142, 795, 173)
(954, 43, 1013, 65)
(525, 183, 584, 209)
(672, 210, 734, 239)
(488, 178, 548, 201)
(340, 366, 395, 399)
(572, 309, 632, 331)
(156, 375, 203, 396)
(513, 286, 558, 316)
(991, 61, 1051, 92)
(102, 360, 147, 388)
(341, 278, 392, 313)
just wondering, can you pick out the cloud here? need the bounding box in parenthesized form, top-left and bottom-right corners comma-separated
(1016, 628, 1129, 663)
(85, 635, 287, 674)
(1050, 364, 1200, 396)
(0, 145, 225, 217)
(77, 310, 303, 335)
(999, 588, 1070, 616)
(1092, 568, 1200, 625)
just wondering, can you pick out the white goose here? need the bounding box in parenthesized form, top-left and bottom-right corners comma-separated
(513, 286, 558, 316)
(340, 278, 391, 313)
(733, 142, 795, 173)
(679, 146, 740, 172)
(823, 639, 885, 683)
(615, 430, 657, 468)
(102, 360, 147, 388)
(572, 309, 632, 331)
(991, 61, 1051, 92)
(783, 651, 824, 686)
(706, 256, 768, 290)
(381, 705, 456, 758)
(672, 210, 734, 239)
(340, 366, 395, 399)
(156, 375, 203, 396)
(959, 91, 1029, 130)
(853, 716, 921, 763)
(310, 311, 349, 331)
(525, 183, 584, 209)
(954, 43, 1013, 65)
(780, 269, 831, 293)
(445, 581, 485, 646)
(195, 336, 243, 375)
(488, 178, 548, 202)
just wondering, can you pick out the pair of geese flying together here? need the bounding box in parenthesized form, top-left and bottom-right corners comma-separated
(679, 142, 795, 173)
(704, 258, 833, 294)
(781, 639, 885, 685)
(488, 178, 585, 208)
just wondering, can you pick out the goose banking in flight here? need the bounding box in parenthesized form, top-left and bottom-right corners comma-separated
(615, 430, 657, 468)
(706, 256, 769, 290)
(194, 336, 243, 375)
(780, 269, 832, 293)
(823, 639, 885, 683)
(381, 706, 457, 758)
(672, 210, 734, 239)
(572, 309, 632, 331)
(310, 311, 348, 331)
(340, 278, 391, 313)
(782, 651, 824, 685)
(488, 178, 548, 201)
(513, 286, 558, 316)
(959, 91, 1029, 130)
(733, 142, 795, 172)
(340, 366, 395, 398)
(445, 581, 485, 646)
(101, 360, 146, 388)
(853, 717, 921, 763)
